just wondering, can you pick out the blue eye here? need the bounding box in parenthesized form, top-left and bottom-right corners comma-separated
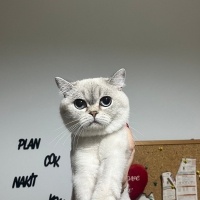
(74, 99, 87, 109)
(100, 96, 112, 107)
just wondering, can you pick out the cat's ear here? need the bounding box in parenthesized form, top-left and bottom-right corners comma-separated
(108, 68, 126, 89)
(55, 77, 73, 97)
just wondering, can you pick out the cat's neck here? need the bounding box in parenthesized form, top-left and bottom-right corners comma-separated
(70, 123, 127, 137)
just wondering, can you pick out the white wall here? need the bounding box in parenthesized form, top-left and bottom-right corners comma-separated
(1, 0, 200, 199)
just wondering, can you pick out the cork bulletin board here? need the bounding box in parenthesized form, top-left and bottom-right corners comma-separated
(133, 139, 200, 199)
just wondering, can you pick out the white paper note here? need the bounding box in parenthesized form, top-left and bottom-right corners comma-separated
(176, 158, 198, 200)
(162, 171, 176, 200)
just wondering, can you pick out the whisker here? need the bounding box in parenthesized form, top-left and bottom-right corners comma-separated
(62, 138, 69, 147)
(68, 122, 80, 133)
(72, 131, 78, 149)
(64, 119, 80, 126)
(62, 132, 72, 146)
(51, 124, 66, 133)
(132, 134, 142, 142)
(49, 131, 66, 145)
(70, 123, 81, 149)
(128, 124, 145, 140)
(74, 127, 83, 150)
(48, 119, 80, 147)
(62, 130, 72, 146)
(53, 132, 67, 149)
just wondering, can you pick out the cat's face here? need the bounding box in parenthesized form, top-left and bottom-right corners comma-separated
(55, 69, 129, 136)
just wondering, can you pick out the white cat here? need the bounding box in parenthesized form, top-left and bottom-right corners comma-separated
(55, 69, 131, 200)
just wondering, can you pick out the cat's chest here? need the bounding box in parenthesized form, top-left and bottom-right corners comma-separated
(71, 129, 128, 161)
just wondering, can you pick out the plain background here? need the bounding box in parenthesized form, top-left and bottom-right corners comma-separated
(1, 0, 200, 199)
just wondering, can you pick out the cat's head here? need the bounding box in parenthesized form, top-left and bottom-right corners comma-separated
(55, 68, 129, 136)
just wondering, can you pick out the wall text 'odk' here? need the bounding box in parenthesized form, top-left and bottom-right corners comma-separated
(44, 153, 61, 167)
(18, 138, 41, 150)
(12, 173, 38, 188)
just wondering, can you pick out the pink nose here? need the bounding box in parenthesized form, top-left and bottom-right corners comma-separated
(89, 111, 98, 117)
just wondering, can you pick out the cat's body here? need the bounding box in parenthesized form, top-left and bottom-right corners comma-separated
(55, 69, 131, 200)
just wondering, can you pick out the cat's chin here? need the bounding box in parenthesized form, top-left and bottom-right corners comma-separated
(86, 121, 104, 130)
(72, 122, 107, 137)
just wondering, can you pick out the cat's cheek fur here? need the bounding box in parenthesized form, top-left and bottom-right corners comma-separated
(105, 106, 129, 134)
(60, 101, 85, 124)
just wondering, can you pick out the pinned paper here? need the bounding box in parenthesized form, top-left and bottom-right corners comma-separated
(176, 158, 198, 200)
(162, 172, 176, 200)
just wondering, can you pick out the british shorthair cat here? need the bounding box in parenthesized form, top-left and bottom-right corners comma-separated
(55, 69, 132, 200)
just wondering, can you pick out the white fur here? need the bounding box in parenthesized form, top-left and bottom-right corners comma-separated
(55, 69, 131, 200)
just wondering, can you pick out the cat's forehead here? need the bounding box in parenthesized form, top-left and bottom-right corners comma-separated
(75, 78, 111, 104)
(77, 77, 104, 84)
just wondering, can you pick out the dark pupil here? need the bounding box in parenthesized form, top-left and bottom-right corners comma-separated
(100, 96, 112, 107)
(74, 99, 86, 109)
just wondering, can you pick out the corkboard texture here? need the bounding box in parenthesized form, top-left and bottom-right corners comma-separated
(133, 140, 200, 199)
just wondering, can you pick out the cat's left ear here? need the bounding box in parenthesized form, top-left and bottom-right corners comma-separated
(108, 68, 126, 90)
(55, 77, 73, 97)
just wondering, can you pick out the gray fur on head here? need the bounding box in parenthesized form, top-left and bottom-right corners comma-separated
(55, 68, 129, 136)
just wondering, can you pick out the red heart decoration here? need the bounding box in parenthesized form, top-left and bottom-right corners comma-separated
(128, 164, 148, 200)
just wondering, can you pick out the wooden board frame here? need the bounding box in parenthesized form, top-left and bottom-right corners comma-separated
(133, 139, 200, 199)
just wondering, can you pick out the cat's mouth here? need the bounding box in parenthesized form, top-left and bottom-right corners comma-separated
(89, 119, 101, 126)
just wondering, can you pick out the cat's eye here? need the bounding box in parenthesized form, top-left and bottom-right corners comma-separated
(74, 99, 87, 109)
(100, 96, 112, 107)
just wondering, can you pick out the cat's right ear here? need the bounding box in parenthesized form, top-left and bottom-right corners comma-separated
(108, 68, 126, 90)
(55, 77, 73, 97)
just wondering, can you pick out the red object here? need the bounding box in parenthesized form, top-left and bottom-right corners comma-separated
(128, 164, 148, 200)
